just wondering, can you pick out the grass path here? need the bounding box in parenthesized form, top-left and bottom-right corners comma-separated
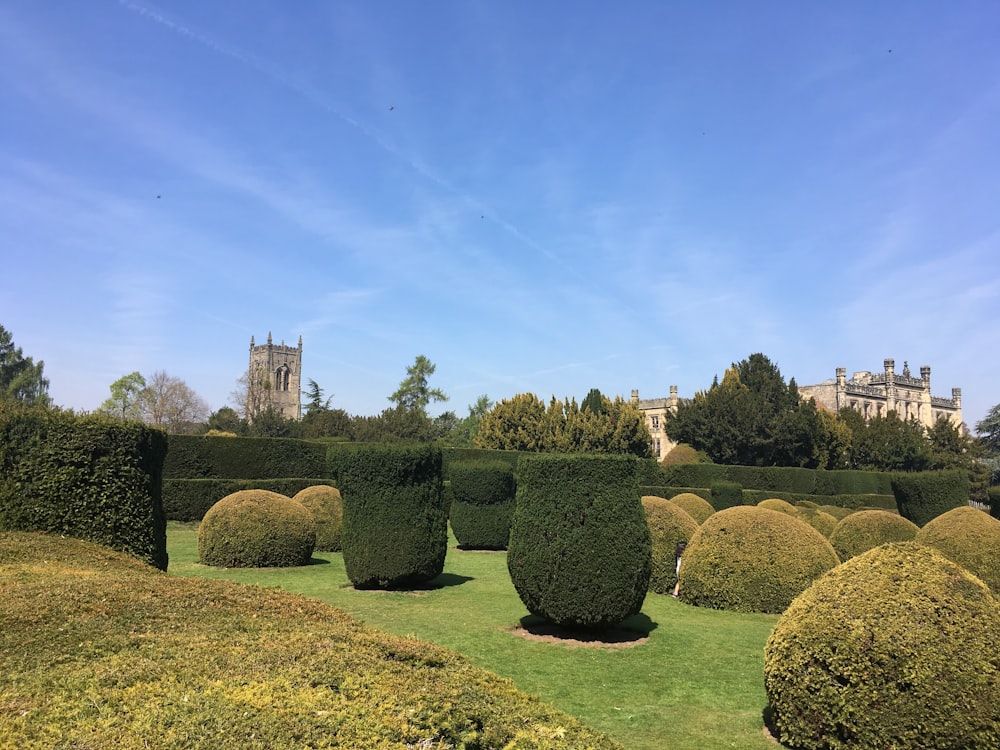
(168, 523, 779, 750)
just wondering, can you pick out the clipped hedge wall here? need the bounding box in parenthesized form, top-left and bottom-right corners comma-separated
(163, 478, 335, 522)
(449, 459, 516, 550)
(829, 509, 919, 561)
(198, 489, 316, 568)
(990, 486, 1000, 519)
(339, 444, 447, 589)
(508, 453, 651, 631)
(891, 469, 969, 526)
(710, 479, 742, 511)
(915, 506, 1000, 595)
(0, 405, 168, 570)
(764, 543, 1000, 749)
(163, 434, 328, 479)
(679, 506, 839, 614)
(651, 462, 894, 497)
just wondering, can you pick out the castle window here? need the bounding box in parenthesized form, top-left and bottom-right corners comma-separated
(651, 415, 659, 429)
(655, 438, 661, 456)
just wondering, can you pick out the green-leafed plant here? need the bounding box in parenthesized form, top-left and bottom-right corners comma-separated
(0, 404, 168, 570)
(448, 459, 516, 550)
(829, 509, 919, 561)
(679, 506, 839, 614)
(891, 469, 969, 526)
(339, 443, 447, 589)
(292, 485, 343, 552)
(793, 507, 838, 538)
(757, 497, 796, 515)
(764, 543, 1000, 749)
(508, 453, 651, 631)
(1, 532, 622, 750)
(198, 489, 316, 568)
(915, 506, 1000, 594)
(709, 479, 743, 511)
(642, 496, 698, 595)
(818, 504, 854, 521)
(669, 492, 715, 524)
(163, 477, 336, 522)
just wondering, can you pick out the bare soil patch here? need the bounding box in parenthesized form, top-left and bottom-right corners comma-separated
(511, 621, 649, 649)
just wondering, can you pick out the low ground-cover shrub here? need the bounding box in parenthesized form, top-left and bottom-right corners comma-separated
(448, 459, 516, 550)
(679, 506, 839, 614)
(642, 496, 698, 595)
(339, 443, 447, 589)
(915, 506, 1000, 594)
(669, 492, 715, 524)
(0, 531, 622, 750)
(829, 509, 919, 561)
(508, 453, 651, 631)
(198, 489, 316, 567)
(292, 485, 343, 552)
(764, 542, 1000, 749)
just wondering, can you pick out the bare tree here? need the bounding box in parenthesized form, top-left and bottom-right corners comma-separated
(231, 369, 273, 423)
(140, 370, 210, 434)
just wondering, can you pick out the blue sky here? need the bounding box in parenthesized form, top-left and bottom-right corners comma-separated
(2, 2, 998, 428)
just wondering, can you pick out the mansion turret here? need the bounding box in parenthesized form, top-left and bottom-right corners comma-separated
(798, 358, 962, 429)
(631, 386, 680, 460)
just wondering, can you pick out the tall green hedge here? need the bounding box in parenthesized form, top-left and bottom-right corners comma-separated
(448, 459, 516, 549)
(0, 405, 168, 570)
(891, 469, 969, 527)
(338, 443, 447, 589)
(163, 478, 335, 522)
(163, 434, 328, 479)
(508, 453, 651, 631)
(651, 462, 894, 496)
(709, 479, 742, 511)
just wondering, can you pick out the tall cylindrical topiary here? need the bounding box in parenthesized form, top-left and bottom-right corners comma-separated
(449, 459, 516, 550)
(198, 489, 316, 568)
(339, 443, 447, 589)
(507, 453, 650, 631)
(891, 469, 969, 526)
(642, 496, 698, 595)
(292, 485, 343, 552)
(764, 543, 1000, 749)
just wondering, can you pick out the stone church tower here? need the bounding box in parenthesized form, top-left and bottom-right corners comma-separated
(247, 333, 302, 421)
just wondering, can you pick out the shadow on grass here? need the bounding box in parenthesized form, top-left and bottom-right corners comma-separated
(346, 573, 475, 592)
(306, 557, 332, 566)
(515, 613, 657, 647)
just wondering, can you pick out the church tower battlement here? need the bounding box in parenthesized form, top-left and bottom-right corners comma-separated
(247, 333, 302, 421)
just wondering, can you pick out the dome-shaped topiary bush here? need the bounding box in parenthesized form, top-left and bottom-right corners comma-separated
(764, 543, 1000, 749)
(793, 507, 838, 538)
(508, 453, 651, 631)
(291, 485, 343, 552)
(757, 497, 797, 515)
(915, 506, 1000, 594)
(818, 505, 854, 521)
(829, 509, 918, 562)
(198, 489, 317, 568)
(448, 459, 516, 550)
(339, 443, 447, 590)
(669, 492, 715, 524)
(795, 500, 819, 509)
(678, 506, 839, 614)
(642, 496, 698, 595)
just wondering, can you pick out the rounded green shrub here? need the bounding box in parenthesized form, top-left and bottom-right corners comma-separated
(795, 500, 819, 509)
(818, 505, 854, 521)
(339, 443, 447, 590)
(642, 496, 699, 595)
(198, 489, 316, 568)
(291, 485, 343, 552)
(915, 506, 1000, 594)
(448, 459, 516, 550)
(757, 497, 796, 515)
(829, 509, 918, 562)
(793, 507, 838, 538)
(508, 453, 651, 631)
(764, 543, 1000, 749)
(669, 492, 715, 524)
(679, 506, 839, 614)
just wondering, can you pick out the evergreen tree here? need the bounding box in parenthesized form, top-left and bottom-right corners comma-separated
(0, 325, 50, 406)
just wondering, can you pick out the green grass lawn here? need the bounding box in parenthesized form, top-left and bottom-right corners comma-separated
(168, 522, 780, 750)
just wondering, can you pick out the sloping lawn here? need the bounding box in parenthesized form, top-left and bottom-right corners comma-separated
(168, 522, 779, 750)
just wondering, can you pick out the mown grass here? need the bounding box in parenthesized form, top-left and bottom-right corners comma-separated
(0, 531, 623, 749)
(168, 522, 780, 750)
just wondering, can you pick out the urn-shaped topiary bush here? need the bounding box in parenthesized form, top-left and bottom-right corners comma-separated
(915, 506, 1000, 595)
(669, 492, 715, 524)
(642, 496, 698, 595)
(291, 485, 343, 552)
(448, 459, 516, 550)
(829, 509, 919, 562)
(198, 489, 317, 568)
(508, 453, 651, 631)
(678, 506, 839, 614)
(339, 443, 447, 590)
(764, 543, 1000, 750)
(757, 497, 797, 515)
(891, 469, 969, 526)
